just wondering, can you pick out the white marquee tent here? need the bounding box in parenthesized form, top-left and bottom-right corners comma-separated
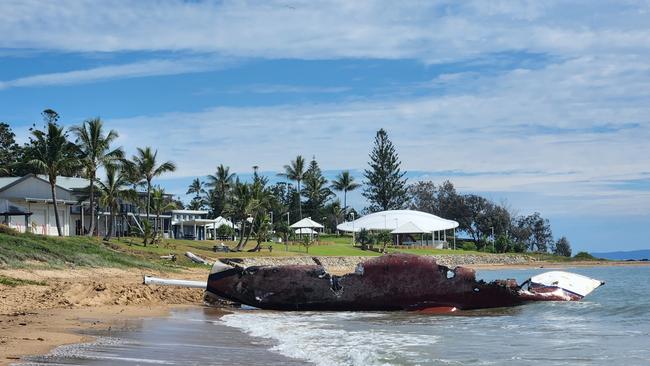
(336, 210, 459, 248)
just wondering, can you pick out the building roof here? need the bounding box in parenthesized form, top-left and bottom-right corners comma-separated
(0, 177, 22, 191)
(0, 174, 90, 193)
(290, 217, 324, 229)
(337, 210, 459, 233)
(171, 209, 209, 215)
(41, 175, 90, 190)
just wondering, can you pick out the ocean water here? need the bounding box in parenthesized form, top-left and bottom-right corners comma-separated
(21, 266, 650, 366)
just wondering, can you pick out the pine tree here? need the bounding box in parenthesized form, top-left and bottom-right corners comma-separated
(302, 157, 332, 219)
(363, 129, 408, 212)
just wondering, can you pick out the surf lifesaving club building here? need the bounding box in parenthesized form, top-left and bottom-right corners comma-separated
(0, 173, 234, 239)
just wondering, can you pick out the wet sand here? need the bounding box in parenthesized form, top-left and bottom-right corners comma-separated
(20, 307, 305, 365)
(0, 267, 205, 365)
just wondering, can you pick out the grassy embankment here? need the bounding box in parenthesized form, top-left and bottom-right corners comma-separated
(1, 227, 597, 272)
(1, 227, 483, 270)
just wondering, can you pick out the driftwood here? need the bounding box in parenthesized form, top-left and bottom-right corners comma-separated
(185, 251, 209, 265)
(160, 254, 177, 261)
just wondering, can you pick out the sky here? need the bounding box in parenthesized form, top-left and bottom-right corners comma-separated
(1, 0, 649, 253)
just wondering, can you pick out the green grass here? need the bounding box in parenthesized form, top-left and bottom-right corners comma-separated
(3, 230, 583, 271)
(0, 232, 170, 270)
(0, 274, 47, 287)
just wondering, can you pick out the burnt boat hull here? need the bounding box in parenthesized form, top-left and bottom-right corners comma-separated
(206, 254, 526, 311)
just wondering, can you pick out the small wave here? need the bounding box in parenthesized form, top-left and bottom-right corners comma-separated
(221, 311, 439, 366)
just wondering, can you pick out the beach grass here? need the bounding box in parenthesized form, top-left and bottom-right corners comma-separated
(0, 274, 47, 287)
(0, 232, 170, 270)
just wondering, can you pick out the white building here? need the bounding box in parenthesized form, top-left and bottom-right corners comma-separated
(170, 210, 236, 240)
(0, 174, 90, 236)
(0, 173, 237, 241)
(0, 173, 171, 238)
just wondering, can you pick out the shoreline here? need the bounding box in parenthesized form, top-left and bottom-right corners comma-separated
(2, 259, 648, 364)
(0, 267, 206, 365)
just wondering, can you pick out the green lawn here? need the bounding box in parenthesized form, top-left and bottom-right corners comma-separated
(0, 231, 170, 270)
(1, 229, 581, 271)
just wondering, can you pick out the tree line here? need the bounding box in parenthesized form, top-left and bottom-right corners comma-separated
(1, 114, 571, 255)
(1, 110, 176, 244)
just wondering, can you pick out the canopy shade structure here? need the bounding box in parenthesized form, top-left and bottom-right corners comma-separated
(295, 228, 318, 235)
(290, 217, 324, 229)
(0, 199, 32, 216)
(391, 221, 428, 234)
(337, 210, 459, 233)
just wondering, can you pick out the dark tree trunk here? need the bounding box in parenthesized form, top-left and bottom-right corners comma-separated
(146, 180, 151, 219)
(298, 180, 302, 219)
(87, 170, 96, 236)
(104, 207, 114, 241)
(50, 181, 63, 236)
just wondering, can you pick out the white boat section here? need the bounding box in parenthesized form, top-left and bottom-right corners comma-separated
(529, 271, 604, 298)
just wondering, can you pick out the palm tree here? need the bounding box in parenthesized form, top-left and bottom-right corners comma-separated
(224, 180, 252, 250)
(331, 170, 360, 214)
(70, 118, 123, 236)
(26, 122, 79, 236)
(281, 155, 306, 219)
(207, 164, 235, 217)
(150, 186, 176, 242)
(327, 200, 344, 235)
(186, 177, 205, 200)
(96, 166, 136, 241)
(131, 147, 176, 220)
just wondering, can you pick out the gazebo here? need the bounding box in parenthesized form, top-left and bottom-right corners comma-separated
(290, 217, 324, 240)
(336, 209, 459, 249)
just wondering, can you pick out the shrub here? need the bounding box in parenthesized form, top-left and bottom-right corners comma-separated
(512, 241, 526, 253)
(216, 224, 235, 238)
(461, 241, 477, 251)
(574, 251, 597, 260)
(0, 224, 20, 236)
(356, 229, 372, 246)
(374, 230, 392, 252)
(494, 235, 511, 253)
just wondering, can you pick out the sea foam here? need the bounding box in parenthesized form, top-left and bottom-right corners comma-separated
(221, 311, 439, 366)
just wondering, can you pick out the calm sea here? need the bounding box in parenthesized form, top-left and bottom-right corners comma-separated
(20, 266, 650, 366)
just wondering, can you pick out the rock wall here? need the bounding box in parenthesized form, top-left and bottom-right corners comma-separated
(235, 254, 534, 272)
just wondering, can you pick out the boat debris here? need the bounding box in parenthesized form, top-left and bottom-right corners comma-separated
(143, 253, 604, 311)
(204, 254, 604, 311)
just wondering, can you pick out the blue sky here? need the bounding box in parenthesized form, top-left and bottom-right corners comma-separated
(1, 0, 649, 252)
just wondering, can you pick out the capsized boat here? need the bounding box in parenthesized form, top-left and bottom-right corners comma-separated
(204, 253, 604, 311)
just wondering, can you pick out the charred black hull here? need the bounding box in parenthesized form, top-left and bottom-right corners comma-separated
(206, 254, 525, 311)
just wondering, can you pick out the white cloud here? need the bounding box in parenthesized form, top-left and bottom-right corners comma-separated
(1, 1, 649, 61)
(96, 53, 650, 216)
(0, 57, 234, 90)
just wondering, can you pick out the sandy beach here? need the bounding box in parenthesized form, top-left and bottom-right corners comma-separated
(0, 267, 205, 365)
(1, 259, 648, 364)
